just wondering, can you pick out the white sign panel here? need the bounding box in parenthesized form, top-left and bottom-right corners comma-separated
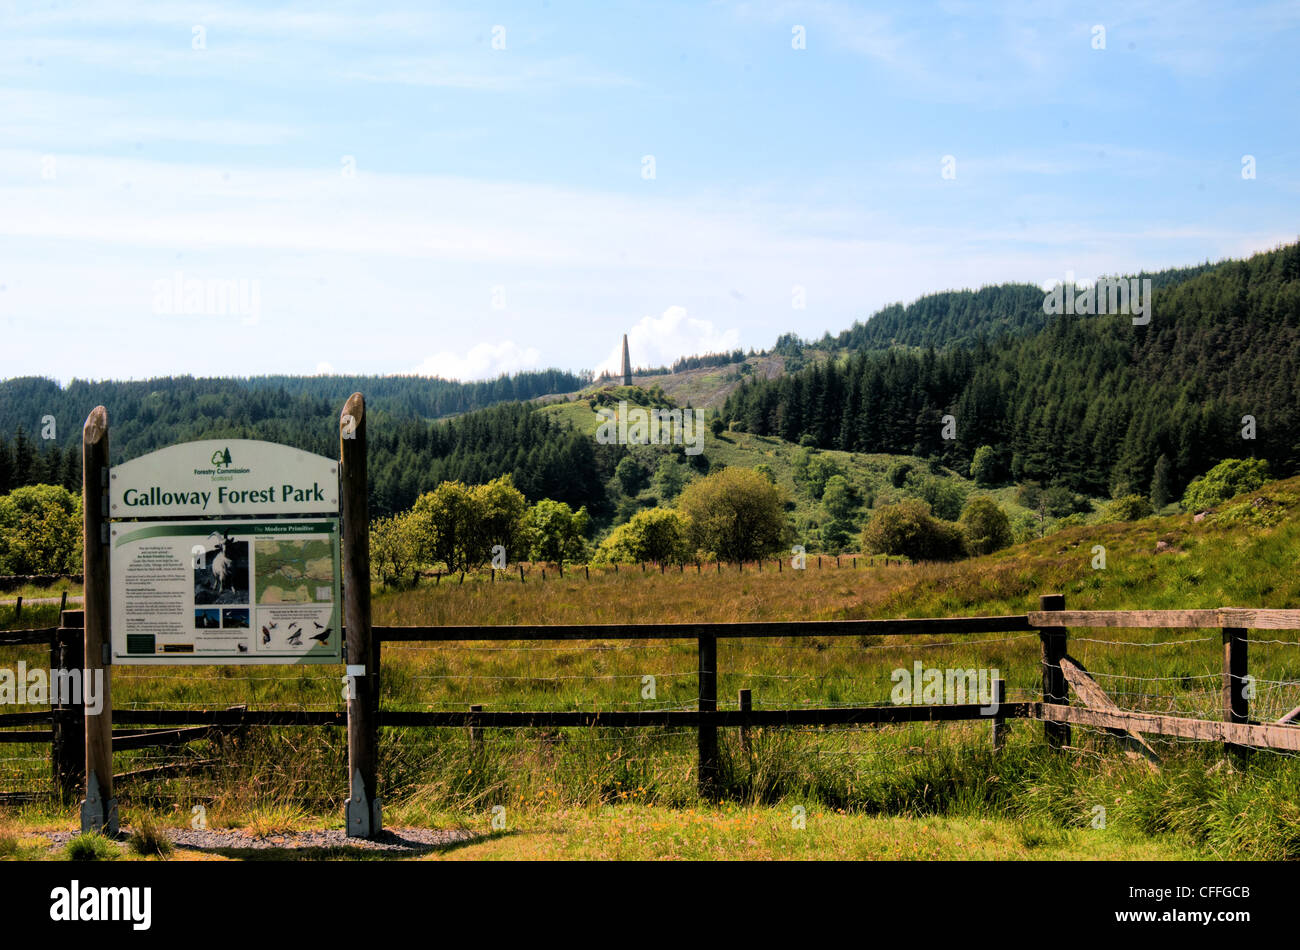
(110, 519, 342, 665)
(110, 439, 338, 518)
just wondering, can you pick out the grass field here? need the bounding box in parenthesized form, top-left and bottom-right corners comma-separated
(2, 479, 1299, 860)
(1, 808, 1199, 861)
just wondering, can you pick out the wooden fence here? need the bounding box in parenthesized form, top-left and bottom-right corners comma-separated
(2, 595, 1298, 807)
(408, 553, 908, 587)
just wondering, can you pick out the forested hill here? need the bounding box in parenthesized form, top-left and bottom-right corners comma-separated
(0, 369, 603, 516)
(227, 369, 589, 418)
(0, 392, 613, 519)
(0, 367, 587, 442)
(723, 241, 1300, 500)
(786, 259, 1226, 356)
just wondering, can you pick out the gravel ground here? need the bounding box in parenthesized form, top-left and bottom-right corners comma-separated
(34, 826, 479, 855)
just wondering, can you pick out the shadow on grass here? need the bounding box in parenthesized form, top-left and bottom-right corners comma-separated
(171, 828, 504, 861)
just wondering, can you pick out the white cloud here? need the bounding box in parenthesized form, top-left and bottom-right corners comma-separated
(314, 361, 336, 374)
(596, 307, 742, 376)
(0, 147, 1288, 381)
(414, 340, 541, 381)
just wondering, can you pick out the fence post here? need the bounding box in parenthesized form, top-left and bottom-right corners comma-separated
(991, 678, 1007, 751)
(738, 688, 752, 757)
(80, 406, 115, 835)
(697, 632, 718, 799)
(469, 704, 483, 753)
(13, 596, 21, 622)
(519, 564, 525, 583)
(1222, 626, 1248, 755)
(341, 393, 381, 838)
(1038, 593, 1069, 749)
(52, 616, 85, 803)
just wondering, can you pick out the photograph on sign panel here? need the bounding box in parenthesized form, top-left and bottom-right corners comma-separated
(193, 530, 250, 605)
(221, 608, 250, 629)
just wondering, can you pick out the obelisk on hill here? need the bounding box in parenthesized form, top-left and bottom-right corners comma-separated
(621, 334, 632, 386)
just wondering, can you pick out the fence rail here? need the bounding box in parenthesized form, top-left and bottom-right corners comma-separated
(2, 598, 1298, 805)
(374, 616, 1033, 642)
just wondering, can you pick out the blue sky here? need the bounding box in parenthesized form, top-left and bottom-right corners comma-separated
(1, 0, 1297, 382)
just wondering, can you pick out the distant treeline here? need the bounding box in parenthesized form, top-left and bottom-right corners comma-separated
(775, 260, 1224, 358)
(608, 349, 752, 379)
(228, 369, 590, 418)
(0, 369, 603, 516)
(724, 242, 1300, 499)
(0, 398, 619, 519)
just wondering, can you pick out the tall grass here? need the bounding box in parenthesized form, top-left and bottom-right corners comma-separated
(3, 480, 1299, 857)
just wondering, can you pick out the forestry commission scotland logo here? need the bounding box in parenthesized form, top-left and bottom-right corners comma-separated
(211, 447, 233, 469)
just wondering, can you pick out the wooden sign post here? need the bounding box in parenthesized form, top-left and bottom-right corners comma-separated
(341, 393, 381, 838)
(81, 406, 116, 834)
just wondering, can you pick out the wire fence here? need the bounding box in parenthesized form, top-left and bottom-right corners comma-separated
(2, 604, 1298, 810)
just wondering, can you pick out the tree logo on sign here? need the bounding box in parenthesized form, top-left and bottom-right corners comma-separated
(210, 447, 233, 469)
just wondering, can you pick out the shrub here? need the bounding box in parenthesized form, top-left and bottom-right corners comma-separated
(821, 475, 856, 522)
(523, 498, 590, 563)
(0, 484, 82, 575)
(652, 456, 691, 500)
(615, 456, 647, 495)
(912, 475, 967, 521)
(408, 475, 530, 571)
(960, 497, 1013, 556)
(1104, 494, 1154, 522)
(370, 512, 420, 587)
(594, 508, 692, 564)
(860, 499, 965, 562)
(792, 448, 841, 500)
(409, 481, 480, 572)
(1181, 458, 1271, 511)
(676, 467, 789, 562)
(970, 445, 1003, 487)
(887, 461, 913, 489)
